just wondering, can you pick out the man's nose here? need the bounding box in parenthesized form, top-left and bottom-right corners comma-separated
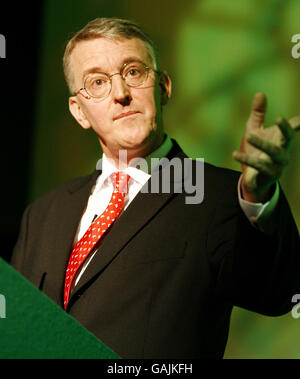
(111, 74, 132, 106)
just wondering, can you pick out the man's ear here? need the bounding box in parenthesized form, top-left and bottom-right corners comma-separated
(159, 71, 172, 106)
(68, 96, 91, 130)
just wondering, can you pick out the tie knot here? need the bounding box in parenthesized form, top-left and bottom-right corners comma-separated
(111, 172, 130, 193)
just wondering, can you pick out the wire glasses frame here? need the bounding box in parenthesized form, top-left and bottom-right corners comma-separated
(73, 60, 159, 100)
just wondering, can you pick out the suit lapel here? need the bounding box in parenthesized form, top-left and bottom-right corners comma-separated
(71, 189, 176, 300)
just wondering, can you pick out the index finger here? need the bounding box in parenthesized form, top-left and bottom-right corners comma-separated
(247, 92, 267, 130)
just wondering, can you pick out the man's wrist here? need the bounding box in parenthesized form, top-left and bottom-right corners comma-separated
(240, 179, 276, 203)
(238, 176, 280, 234)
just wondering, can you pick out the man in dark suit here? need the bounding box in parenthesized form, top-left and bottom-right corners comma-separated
(11, 17, 300, 358)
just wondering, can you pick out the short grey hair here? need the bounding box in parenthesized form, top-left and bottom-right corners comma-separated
(63, 17, 160, 94)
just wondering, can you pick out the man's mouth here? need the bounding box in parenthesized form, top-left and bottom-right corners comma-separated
(113, 111, 140, 121)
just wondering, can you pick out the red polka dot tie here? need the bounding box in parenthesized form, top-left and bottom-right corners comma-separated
(63, 172, 130, 309)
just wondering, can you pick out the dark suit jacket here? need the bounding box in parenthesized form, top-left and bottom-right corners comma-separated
(11, 141, 300, 358)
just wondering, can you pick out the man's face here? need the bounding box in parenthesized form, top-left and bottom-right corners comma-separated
(69, 37, 171, 163)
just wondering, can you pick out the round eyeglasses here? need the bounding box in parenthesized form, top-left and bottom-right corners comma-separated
(74, 61, 158, 100)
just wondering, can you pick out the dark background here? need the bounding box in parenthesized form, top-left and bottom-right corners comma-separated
(0, 1, 44, 262)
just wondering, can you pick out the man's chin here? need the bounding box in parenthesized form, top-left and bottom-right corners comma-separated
(119, 140, 148, 156)
(118, 130, 150, 150)
(116, 137, 156, 160)
(112, 123, 163, 157)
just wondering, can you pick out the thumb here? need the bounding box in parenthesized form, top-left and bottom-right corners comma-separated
(247, 92, 267, 131)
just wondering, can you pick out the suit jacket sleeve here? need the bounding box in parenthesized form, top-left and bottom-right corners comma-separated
(207, 173, 300, 316)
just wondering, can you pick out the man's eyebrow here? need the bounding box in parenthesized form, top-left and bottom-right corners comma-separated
(82, 66, 104, 80)
(81, 57, 145, 81)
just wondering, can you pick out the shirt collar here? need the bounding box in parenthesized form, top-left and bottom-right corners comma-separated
(94, 134, 173, 190)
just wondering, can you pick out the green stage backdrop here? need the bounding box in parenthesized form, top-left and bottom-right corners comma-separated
(27, 0, 300, 358)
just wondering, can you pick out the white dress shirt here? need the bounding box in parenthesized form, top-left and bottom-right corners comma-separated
(71, 135, 279, 288)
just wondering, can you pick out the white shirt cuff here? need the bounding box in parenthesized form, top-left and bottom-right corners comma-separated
(237, 175, 280, 234)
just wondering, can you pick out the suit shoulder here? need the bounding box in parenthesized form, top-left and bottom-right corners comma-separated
(27, 171, 98, 211)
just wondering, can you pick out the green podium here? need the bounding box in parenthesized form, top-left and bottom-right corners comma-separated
(0, 258, 120, 359)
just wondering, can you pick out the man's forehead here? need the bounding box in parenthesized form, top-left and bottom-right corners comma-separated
(70, 37, 150, 74)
